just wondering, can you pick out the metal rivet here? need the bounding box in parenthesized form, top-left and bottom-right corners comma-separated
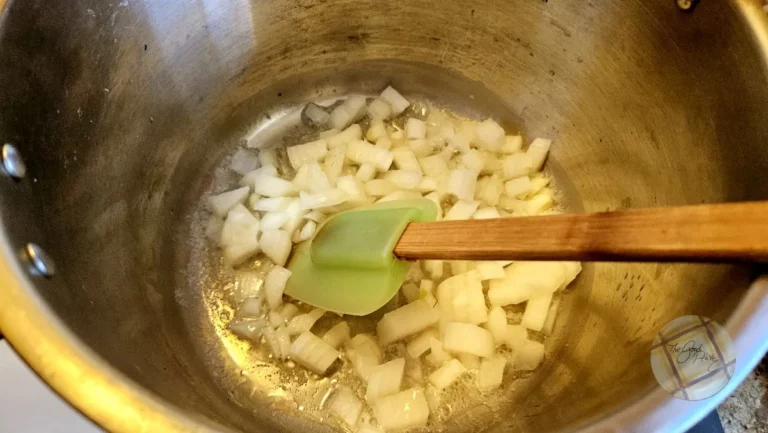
(2, 143, 26, 179)
(25, 243, 56, 277)
(677, 0, 699, 11)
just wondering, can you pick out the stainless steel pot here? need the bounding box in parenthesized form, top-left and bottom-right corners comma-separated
(1, 0, 768, 432)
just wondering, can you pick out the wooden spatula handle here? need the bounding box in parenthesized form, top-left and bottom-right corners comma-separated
(393, 201, 768, 262)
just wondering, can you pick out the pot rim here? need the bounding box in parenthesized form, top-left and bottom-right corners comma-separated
(1, 0, 767, 432)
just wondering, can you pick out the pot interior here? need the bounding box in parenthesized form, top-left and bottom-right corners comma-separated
(1, 0, 767, 432)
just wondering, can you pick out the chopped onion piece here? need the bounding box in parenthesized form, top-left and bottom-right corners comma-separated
(287, 308, 326, 335)
(347, 140, 394, 171)
(401, 282, 420, 303)
(323, 144, 347, 184)
(527, 138, 552, 171)
(417, 176, 438, 193)
(379, 86, 410, 115)
(229, 318, 267, 341)
(418, 154, 449, 177)
(376, 137, 393, 150)
(458, 353, 480, 370)
(477, 355, 506, 390)
(423, 192, 444, 220)
(501, 135, 523, 154)
(319, 128, 341, 139)
(407, 139, 433, 157)
(306, 162, 334, 193)
(258, 148, 278, 167)
(447, 168, 477, 201)
(445, 200, 480, 220)
(328, 124, 363, 148)
(368, 98, 393, 120)
(406, 328, 438, 358)
(303, 210, 326, 223)
(461, 149, 486, 173)
(260, 229, 291, 266)
(208, 186, 250, 217)
(404, 353, 424, 385)
(485, 307, 508, 345)
(514, 340, 545, 371)
(382, 170, 422, 189)
(377, 300, 439, 346)
(521, 292, 553, 332)
(299, 189, 349, 210)
(561, 261, 582, 289)
(528, 175, 551, 197)
(423, 259, 443, 279)
(526, 190, 554, 214)
(302, 102, 330, 127)
(498, 195, 527, 213)
(429, 358, 467, 390)
(230, 149, 261, 175)
(240, 164, 278, 188)
(269, 311, 284, 328)
(475, 119, 505, 151)
(502, 153, 532, 179)
(237, 297, 262, 318)
(260, 211, 289, 231)
(366, 118, 388, 142)
(488, 261, 566, 306)
(220, 205, 260, 265)
(356, 163, 377, 182)
(296, 220, 317, 242)
(479, 174, 503, 206)
(472, 206, 501, 220)
(289, 331, 339, 374)
(287, 139, 328, 169)
(364, 179, 398, 197)
(505, 176, 532, 198)
(280, 303, 300, 320)
(254, 174, 297, 197)
(469, 262, 506, 280)
(328, 386, 363, 428)
(329, 96, 367, 130)
(205, 216, 223, 243)
(442, 322, 495, 358)
(506, 325, 528, 349)
(347, 334, 383, 381)
(366, 358, 405, 402)
(264, 265, 292, 309)
(322, 321, 351, 349)
(426, 338, 453, 366)
(392, 147, 422, 172)
(448, 135, 471, 153)
(406, 118, 426, 139)
(372, 388, 429, 431)
(251, 197, 291, 212)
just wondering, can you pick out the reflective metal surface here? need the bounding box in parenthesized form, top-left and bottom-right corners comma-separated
(0, 0, 767, 432)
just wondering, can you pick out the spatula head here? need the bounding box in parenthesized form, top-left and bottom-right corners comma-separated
(284, 199, 438, 315)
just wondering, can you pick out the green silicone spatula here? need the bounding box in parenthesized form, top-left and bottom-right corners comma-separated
(285, 199, 768, 315)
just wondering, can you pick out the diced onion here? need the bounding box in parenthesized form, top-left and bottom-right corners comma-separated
(220, 205, 260, 265)
(287, 308, 326, 335)
(418, 154, 449, 177)
(356, 163, 377, 182)
(236, 297, 262, 318)
(260, 211, 289, 231)
(474, 119, 505, 151)
(251, 196, 291, 212)
(514, 340, 545, 371)
(372, 388, 429, 431)
(382, 170, 422, 189)
(461, 149, 486, 173)
(527, 138, 552, 171)
(368, 98, 393, 120)
(442, 322, 495, 358)
(328, 124, 363, 148)
(477, 355, 506, 390)
(322, 321, 351, 349)
(417, 176, 438, 193)
(525, 190, 554, 214)
(287, 139, 328, 169)
(229, 318, 267, 341)
(472, 207, 501, 219)
(280, 303, 300, 320)
(502, 153, 532, 179)
(302, 102, 330, 127)
(445, 200, 479, 220)
(329, 96, 367, 130)
(365, 358, 405, 402)
(401, 282, 420, 303)
(347, 334, 383, 381)
(258, 148, 278, 167)
(377, 300, 439, 346)
(290, 331, 340, 374)
(425, 337, 453, 366)
(328, 386, 363, 429)
(364, 179, 398, 197)
(505, 176, 532, 198)
(541, 294, 561, 336)
(240, 164, 278, 188)
(488, 261, 566, 307)
(205, 216, 223, 243)
(527, 175, 551, 197)
(457, 353, 480, 370)
(407, 139, 434, 157)
(269, 311, 284, 328)
(428, 358, 467, 390)
(319, 128, 341, 139)
(366, 118, 388, 142)
(323, 144, 347, 184)
(392, 147, 422, 172)
(521, 292, 553, 332)
(501, 135, 523, 154)
(406, 328, 438, 358)
(306, 162, 334, 193)
(208, 186, 251, 217)
(479, 174, 503, 206)
(296, 220, 317, 242)
(379, 86, 411, 115)
(299, 189, 349, 210)
(423, 259, 443, 279)
(230, 149, 261, 175)
(446, 168, 477, 201)
(264, 265, 292, 309)
(506, 325, 528, 349)
(254, 174, 297, 197)
(259, 229, 291, 266)
(405, 118, 426, 139)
